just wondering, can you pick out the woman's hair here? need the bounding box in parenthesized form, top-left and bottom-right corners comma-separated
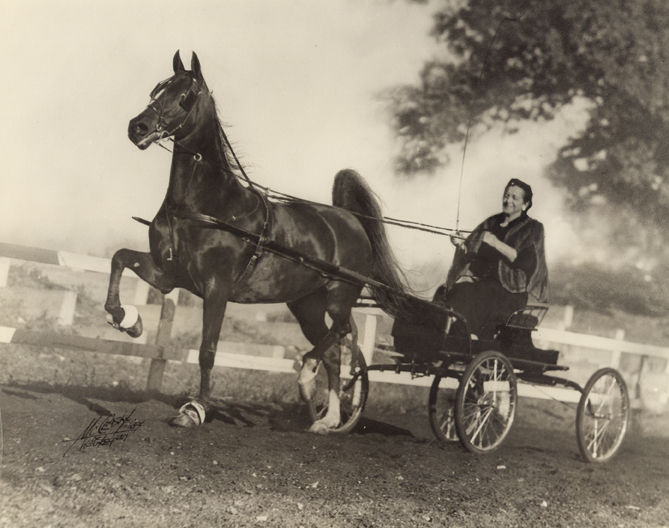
(505, 178, 533, 211)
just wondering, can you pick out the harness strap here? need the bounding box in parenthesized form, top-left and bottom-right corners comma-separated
(175, 211, 395, 292)
(234, 191, 272, 286)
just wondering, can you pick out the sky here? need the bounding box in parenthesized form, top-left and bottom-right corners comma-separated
(0, 0, 590, 289)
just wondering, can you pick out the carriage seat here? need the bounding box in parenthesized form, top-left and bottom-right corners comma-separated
(504, 302, 549, 331)
(497, 303, 558, 364)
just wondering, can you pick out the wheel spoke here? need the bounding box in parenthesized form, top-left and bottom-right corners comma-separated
(586, 418, 612, 457)
(439, 408, 454, 434)
(592, 377, 617, 415)
(470, 406, 494, 447)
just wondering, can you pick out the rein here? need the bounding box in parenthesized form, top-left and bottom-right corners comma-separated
(153, 136, 467, 238)
(146, 76, 468, 238)
(256, 184, 470, 237)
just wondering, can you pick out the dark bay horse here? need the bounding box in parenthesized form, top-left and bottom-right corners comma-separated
(105, 51, 411, 433)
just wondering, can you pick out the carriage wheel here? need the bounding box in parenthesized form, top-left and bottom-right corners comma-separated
(306, 341, 369, 434)
(428, 375, 459, 442)
(454, 350, 517, 454)
(576, 368, 629, 463)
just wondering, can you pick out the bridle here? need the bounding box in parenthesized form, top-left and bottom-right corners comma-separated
(142, 75, 260, 195)
(144, 75, 203, 141)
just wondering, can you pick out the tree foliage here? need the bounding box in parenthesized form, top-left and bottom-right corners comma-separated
(389, 0, 669, 252)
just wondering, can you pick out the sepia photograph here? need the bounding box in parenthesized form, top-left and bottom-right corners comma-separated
(1, 1, 668, 526)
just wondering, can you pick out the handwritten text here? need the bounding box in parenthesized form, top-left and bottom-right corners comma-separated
(65, 409, 144, 456)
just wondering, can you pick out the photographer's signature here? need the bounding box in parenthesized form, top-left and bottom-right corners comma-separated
(64, 409, 144, 456)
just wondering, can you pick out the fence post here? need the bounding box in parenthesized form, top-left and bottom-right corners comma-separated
(58, 290, 78, 326)
(610, 328, 625, 369)
(145, 295, 176, 392)
(562, 305, 574, 330)
(361, 314, 377, 366)
(133, 280, 151, 305)
(0, 257, 10, 287)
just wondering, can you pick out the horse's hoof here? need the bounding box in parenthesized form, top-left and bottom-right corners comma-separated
(308, 421, 331, 435)
(169, 401, 206, 428)
(124, 316, 143, 338)
(119, 305, 143, 338)
(106, 305, 143, 338)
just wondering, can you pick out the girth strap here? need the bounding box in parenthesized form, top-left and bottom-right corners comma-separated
(234, 191, 271, 285)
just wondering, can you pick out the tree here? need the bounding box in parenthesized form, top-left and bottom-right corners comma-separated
(388, 0, 669, 265)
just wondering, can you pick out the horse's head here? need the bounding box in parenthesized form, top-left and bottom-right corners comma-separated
(128, 51, 208, 150)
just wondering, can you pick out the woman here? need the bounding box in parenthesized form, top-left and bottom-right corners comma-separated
(436, 178, 548, 340)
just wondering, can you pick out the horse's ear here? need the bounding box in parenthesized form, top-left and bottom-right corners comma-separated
(191, 52, 203, 81)
(173, 51, 185, 73)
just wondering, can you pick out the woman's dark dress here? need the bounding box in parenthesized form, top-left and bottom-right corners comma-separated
(436, 213, 548, 340)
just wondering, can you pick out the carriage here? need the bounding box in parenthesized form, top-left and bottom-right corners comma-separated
(108, 51, 629, 465)
(308, 297, 630, 464)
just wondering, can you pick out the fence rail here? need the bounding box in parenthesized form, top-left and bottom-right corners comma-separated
(0, 324, 296, 375)
(1, 241, 669, 408)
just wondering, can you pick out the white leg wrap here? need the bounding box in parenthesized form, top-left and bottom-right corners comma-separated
(119, 305, 139, 329)
(179, 401, 206, 425)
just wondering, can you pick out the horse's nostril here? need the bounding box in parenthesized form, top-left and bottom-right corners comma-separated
(128, 116, 151, 138)
(134, 122, 149, 136)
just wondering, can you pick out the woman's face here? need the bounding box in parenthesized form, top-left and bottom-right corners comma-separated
(502, 185, 527, 219)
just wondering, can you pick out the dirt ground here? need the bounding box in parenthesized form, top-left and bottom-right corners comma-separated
(1, 377, 668, 528)
(1, 263, 668, 527)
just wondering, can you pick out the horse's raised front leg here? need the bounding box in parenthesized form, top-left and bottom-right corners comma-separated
(104, 249, 174, 338)
(170, 280, 229, 428)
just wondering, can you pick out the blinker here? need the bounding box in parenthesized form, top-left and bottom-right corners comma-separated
(180, 88, 199, 112)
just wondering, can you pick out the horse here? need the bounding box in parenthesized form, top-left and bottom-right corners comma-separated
(105, 51, 412, 433)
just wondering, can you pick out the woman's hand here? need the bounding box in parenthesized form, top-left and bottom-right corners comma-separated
(481, 231, 499, 248)
(450, 234, 466, 248)
(482, 230, 517, 262)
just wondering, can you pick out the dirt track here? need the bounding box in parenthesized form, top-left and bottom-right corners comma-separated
(2, 379, 668, 528)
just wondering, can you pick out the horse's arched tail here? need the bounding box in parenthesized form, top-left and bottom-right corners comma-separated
(332, 169, 414, 318)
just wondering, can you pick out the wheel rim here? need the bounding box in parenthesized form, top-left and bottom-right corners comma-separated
(456, 352, 517, 453)
(429, 377, 459, 442)
(577, 369, 629, 462)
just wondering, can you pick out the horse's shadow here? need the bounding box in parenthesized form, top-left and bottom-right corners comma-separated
(2, 382, 414, 438)
(259, 401, 414, 437)
(2, 382, 175, 417)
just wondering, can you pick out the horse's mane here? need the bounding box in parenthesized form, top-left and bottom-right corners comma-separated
(209, 92, 244, 177)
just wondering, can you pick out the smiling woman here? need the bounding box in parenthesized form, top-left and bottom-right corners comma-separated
(434, 178, 549, 339)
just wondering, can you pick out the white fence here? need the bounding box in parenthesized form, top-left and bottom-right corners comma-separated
(1, 241, 668, 409)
